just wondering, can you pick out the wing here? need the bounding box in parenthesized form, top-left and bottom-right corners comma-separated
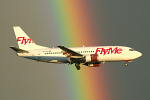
(57, 45, 83, 58)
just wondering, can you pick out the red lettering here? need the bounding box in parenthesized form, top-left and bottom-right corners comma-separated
(95, 48, 100, 54)
(95, 47, 122, 55)
(114, 47, 118, 54)
(17, 37, 33, 45)
(117, 48, 122, 54)
(17, 37, 23, 43)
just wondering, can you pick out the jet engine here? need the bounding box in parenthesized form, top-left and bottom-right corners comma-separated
(88, 62, 101, 67)
(84, 54, 101, 67)
(85, 54, 99, 62)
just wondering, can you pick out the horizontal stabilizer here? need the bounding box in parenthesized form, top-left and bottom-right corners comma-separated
(10, 46, 29, 53)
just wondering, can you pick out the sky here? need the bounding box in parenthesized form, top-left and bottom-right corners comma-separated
(0, 0, 150, 100)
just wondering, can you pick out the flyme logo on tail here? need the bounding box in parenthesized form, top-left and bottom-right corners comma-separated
(95, 47, 123, 55)
(17, 37, 34, 45)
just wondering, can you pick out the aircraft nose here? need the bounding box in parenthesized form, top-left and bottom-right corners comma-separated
(139, 52, 142, 57)
(137, 51, 142, 58)
(131, 51, 142, 59)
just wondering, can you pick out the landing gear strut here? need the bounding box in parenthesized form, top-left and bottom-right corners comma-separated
(75, 63, 80, 70)
(125, 60, 132, 67)
(125, 62, 128, 66)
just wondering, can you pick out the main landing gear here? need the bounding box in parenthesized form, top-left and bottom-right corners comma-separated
(75, 63, 80, 70)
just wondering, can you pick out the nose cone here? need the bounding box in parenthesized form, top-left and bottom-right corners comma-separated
(136, 51, 142, 58)
(129, 51, 142, 60)
(138, 52, 142, 57)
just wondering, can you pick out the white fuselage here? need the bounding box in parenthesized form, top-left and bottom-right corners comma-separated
(17, 46, 142, 63)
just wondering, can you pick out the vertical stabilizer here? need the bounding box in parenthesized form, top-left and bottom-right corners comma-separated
(13, 26, 48, 50)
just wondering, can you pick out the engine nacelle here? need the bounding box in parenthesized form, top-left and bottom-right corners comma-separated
(85, 54, 99, 62)
(88, 63, 101, 67)
(84, 54, 101, 67)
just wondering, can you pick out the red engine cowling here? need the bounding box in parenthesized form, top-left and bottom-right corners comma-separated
(85, 54, 101, 67)
(85, 54, 99, 62)
(88, 63, 101, 67)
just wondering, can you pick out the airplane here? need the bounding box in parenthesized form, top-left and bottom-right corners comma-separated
(10, 26, 142, 70)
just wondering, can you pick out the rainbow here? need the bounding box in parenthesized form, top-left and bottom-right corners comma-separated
(42, 1, 111, 100)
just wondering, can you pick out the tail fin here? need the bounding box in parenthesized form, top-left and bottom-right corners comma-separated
(13, 26, 48, 50)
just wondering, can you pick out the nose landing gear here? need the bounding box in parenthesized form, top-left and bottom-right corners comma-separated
(125, 62, 128, 66)
(125, 59, 132, 66)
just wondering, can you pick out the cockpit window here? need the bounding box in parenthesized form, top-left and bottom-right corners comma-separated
(129, 48, 134, 51)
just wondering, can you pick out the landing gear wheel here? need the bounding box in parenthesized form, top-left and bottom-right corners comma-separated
(75, 63, 80, 70)
(125, 63, 128, 66)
